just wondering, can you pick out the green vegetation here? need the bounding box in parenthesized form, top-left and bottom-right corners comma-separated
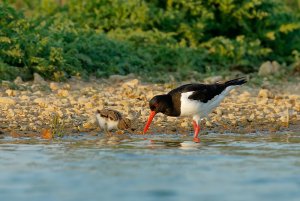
(1, 0, 300, 82)
(51, 113, 65, 137)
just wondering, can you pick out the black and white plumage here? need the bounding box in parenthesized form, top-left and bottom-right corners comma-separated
(143, 77, 247, 143)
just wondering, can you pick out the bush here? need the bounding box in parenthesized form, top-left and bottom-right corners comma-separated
(1, 0, 300, 81)
(53, 0, 300, 65)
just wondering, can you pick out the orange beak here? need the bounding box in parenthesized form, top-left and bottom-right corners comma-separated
(143, 111, 156, 134)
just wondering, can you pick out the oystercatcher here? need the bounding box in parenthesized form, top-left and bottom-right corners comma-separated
(96, 109, 131, 133)
(143, 77, 247, 143)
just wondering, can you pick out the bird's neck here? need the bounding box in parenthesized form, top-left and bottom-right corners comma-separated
(161, 94, 179, 117)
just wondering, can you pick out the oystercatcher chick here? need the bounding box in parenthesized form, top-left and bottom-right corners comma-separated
(96, 109, 131, 134)
(143, 77, 247, 143)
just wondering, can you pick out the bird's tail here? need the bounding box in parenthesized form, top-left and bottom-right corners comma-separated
(225, 77, 247, 86)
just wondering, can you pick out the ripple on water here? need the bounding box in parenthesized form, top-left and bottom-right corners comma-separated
(0, 133, 300, 201)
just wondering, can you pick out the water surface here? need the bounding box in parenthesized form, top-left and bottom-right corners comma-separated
(0, 133, 300, 201)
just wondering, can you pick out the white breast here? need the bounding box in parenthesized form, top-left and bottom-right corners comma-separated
(180, 86, 235, 117)
(96, 114, 119, 131)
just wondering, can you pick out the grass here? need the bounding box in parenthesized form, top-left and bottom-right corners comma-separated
(50, 113, 65, 138)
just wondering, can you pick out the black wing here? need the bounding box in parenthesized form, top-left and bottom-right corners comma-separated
(168, 78, 246, 103)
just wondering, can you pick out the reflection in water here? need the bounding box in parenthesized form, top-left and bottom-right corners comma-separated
(0, 133, 300, 201)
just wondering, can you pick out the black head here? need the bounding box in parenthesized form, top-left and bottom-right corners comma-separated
(144, 94, 172, 134)
(149, 94, 172, 114)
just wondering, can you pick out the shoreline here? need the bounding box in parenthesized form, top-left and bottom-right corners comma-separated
(1, 75, 300, 138)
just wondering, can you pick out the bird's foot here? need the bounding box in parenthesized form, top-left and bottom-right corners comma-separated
(193, 137, 200, 143)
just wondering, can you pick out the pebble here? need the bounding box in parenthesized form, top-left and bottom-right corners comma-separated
(33, 98, 49, 107)
(14, 76, 24, 85)
(215, 108, 223, 116)
(20, 95, 30, 101)
(33, 73, 47, 85)
(248, 113, 255, 121)
(5, 89, 16, 96)
(0, 76, 299, 135)
(258, 89, 274, 99)
(109, 74, 135, 82)
(57, 89, 69, 97)
(78, 97, 89, 105)
(0, 97, 16, 105)
(258, 61, 281, 76)
(122, 79, 139, 88)
(50, 82, 59, 91)
(257, 98, 268, 105)
(228, 114, 235, 120)
(180, 122, 189, 127)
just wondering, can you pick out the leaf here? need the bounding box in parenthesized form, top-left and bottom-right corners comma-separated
(0, 36, 11, 44)
(41, 128, 53, 140)
(279, 23, 300, 34)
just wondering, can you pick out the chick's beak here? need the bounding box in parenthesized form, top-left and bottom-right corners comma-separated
(143, 111, 156, 134)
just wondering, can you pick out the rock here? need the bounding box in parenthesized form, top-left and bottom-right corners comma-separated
(295, 103, 300, 112)
(0, 97, 16, 105)
(57, 89, 69, 97)
(122, 79, 139, 88)
(240, 91, 251, 98)
(13, 76, 24, 85)
(258, 61, 273, 76)
(109, 75, 126, 82)
(62, 83, 71, 90)
(247, 113, 255, 121)
(215, 108, 223, 116)
(20, 125, 29, 131)
(85, 102, 93, 109)
(257, 98, 268, 105)
(49, 82, 59, 91)
(228, 114, 235, 120)
(146, 91, 154, 99)
(271, 61, 281, 72)
(83, 122, 95, 129)
(258, 90, 268, 98)
(109, 74, 135, 82)
(204, 76, 222, 83)
(5, 89, 16, 96)
(180, 122, 189, 127)
(33, 73, 47, 85)
(77, 97, 89, 105)
(120, 100, 130, 107)
(1, 81, 12, 88)
(239, 116, 247, 123)
(230, 120, 237, 125)
(258, 61, 281, 76)
(33, 98, 49, 107)
(263, 108, 271, 115)
(279, 116, 288, 123)
(36, 121, 43, 126)
(258, 89, 274, 99)
(166, 116, 174, 122)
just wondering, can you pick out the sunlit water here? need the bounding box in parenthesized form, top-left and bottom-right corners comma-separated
(1, 133, 300, 201)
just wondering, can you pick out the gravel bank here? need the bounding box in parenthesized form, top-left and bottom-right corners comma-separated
(1, 75, 300, 137)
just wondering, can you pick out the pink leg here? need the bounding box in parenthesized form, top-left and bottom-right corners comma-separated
(192, 120, 197, 131)
(192, 120, 201, 143)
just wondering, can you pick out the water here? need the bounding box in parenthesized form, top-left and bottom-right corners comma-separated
(0, 133, 300, 201)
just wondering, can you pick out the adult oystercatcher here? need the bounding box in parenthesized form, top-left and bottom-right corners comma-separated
(143, 77, 247, 143)
(96, 109, 131, 133)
